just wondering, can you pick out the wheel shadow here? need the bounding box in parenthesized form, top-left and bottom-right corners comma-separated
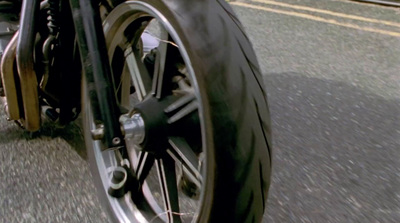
(0, 102, 87, 160)
(37, 116, 87, 160)
(263, 72, 400, 222)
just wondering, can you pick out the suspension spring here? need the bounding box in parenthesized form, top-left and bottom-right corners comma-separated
(47, 0, 60, 35)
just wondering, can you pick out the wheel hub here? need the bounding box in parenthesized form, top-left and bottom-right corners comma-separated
(91, 94, 181, 153)
(132, 94, 178, 152)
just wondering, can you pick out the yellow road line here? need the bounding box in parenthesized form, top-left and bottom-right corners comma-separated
(252, 0, 400, 28)
(231, 2, 400, 37)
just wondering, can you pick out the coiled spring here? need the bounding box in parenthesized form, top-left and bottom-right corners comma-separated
(47, 0, 60, 35)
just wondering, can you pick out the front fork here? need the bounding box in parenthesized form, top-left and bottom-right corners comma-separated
(70, 0, 142, 196)
(69, 0, 124, 150)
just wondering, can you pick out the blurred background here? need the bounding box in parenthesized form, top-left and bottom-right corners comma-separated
(0, 0, 399, 222)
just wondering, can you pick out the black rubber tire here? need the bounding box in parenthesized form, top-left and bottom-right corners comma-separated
(171, 2, 272, 223)
(140, 1, 272, 222)
(84, 0, 272, 222)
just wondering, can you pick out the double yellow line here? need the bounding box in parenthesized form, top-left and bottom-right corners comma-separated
(231, 0, 400, 37)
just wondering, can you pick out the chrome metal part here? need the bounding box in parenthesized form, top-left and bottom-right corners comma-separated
(46, 0, 60, 35)
(112, 137, 121, 145)
(0, 32, 20, 120)
(16, 0, 41, 131)
(90, 112, 146, 144)
(91, 124, 105, 140)
(107, 166, 128, 198)
(167, 137, 202, 188)
(41, 105, 59, 122)
(120, 113, 145, 145)
(85, 2, 204, 222)
(39, 35, 55, 90)
(108, 166, 127, 190)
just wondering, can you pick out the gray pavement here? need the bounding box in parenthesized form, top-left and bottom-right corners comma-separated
(1, 0, 400, 222)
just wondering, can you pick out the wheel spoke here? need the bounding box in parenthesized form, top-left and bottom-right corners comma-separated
(152, 27, 168, 98)
(164, 93, 198, 124)
(164, 93, 195, 113)
(124, 46, 152, 100)
(136, 152, 155, 184)
(167, 137, 202, 188)
(119, 62, 132, 108)
(151, 27, 181, 99)
(156, 156, 182, 223)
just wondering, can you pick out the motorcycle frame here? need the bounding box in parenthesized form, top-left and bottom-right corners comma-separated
(6, 0, 124, 149)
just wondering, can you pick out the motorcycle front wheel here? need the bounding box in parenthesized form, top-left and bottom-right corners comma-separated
(82, 0, 272, 222)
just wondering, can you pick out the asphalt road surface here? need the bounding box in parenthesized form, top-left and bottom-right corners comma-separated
(1, 0, 400, 222)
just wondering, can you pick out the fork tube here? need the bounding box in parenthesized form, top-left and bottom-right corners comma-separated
(69, 0, 124, 149)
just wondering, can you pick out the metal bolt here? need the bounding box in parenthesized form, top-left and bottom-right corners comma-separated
(120, 113, 145, 145)
(112, 137, 121, 145)
(91, 124, 104, 140)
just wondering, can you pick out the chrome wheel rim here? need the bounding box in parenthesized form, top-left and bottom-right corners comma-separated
(84, 2, 208, 222)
